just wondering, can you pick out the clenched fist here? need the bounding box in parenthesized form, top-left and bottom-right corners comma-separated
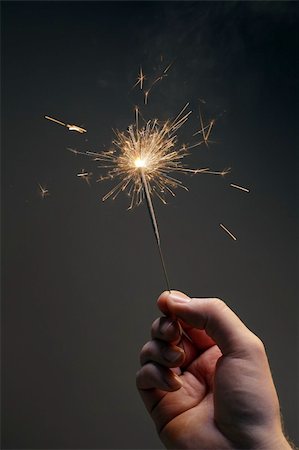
(136, 291, 291, 450)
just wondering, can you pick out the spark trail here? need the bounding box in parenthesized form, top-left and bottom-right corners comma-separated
(45, 115, 87, 134)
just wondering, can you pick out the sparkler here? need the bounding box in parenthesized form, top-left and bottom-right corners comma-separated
(70, 104, 228, 290)
(45, 63, 248, 290)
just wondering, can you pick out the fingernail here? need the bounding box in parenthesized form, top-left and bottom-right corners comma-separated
(172, 373, 183, 387)
(169, 292, 191, 303)
(164, 373, 182, 388)
(161, 319, 175, 335)
(173, 374, 183, 387)
(163, 347, 183, 363)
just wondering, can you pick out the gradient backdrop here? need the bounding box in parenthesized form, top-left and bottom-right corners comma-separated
(2, 1, 298, 449)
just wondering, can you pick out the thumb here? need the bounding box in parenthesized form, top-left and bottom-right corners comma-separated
(157, 290, 259, 356)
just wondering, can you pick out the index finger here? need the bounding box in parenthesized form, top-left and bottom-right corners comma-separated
(158, 291, 260, 356)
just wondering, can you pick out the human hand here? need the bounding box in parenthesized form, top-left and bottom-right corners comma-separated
(136, 291, 291, 449)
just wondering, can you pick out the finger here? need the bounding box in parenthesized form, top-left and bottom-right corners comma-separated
(151, 316, 215, 369)
(137, 368, 206, 433)
(151, 317, 182, 344)
(151, 315, 215, 360)
(157, 291, 259, 356)
(156, 293, 216, 351)
(151, 317, 206, 368)
(136, 362, 182, 392)
(140, 340, 185, 368)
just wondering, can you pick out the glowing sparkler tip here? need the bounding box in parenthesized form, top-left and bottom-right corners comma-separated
(134, 158, 146, 168)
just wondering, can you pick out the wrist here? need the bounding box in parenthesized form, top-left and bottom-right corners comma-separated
(255, 433, 292, 450)
(279, 436, 294, 450)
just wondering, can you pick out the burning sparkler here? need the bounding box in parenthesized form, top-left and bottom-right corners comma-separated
(70, 103, 229, 289)
(76, 104, 228, 207)
(45, 63, 248, 290)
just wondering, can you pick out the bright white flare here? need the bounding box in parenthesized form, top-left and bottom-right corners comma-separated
(134, 158, 146, 168)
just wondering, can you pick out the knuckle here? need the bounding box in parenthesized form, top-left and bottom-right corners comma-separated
(151, 318, 161, 337)
(141, 341, 150, 352)
(249, 334, 265, 354)
(135, 368, 142, 387)
(210, 297, 227, 310)
(139, 341, 159, 365)
(135, 367, 148, 389)
(140, 341, 152, 357)
(135, 368, 141, 381)
(137, 362, 158, 383)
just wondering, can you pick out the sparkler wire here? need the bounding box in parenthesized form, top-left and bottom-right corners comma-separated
(140, 169, 171, 292)
(140, 169, 199, 354)
(140, 170, 191, 345)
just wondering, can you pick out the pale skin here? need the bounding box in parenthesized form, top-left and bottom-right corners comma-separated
(136, 291, 292, 450)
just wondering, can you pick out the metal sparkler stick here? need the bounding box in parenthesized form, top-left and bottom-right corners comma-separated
(140, 169, 194, 348)
(140, 169, 171, 292)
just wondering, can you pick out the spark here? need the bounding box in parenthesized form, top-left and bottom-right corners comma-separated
(45, 116, 65, 127)
(203, 169, 230, 176)
(163, 62, 173, 74)
(230, 183, 250, 193)
(220, 223, 237, 241)
(193, 106, 216, 147)
(144, 90, 149, 105)
(67, 147, 80, 155)
(151, 63, 172, 88)
(141, 61, 174, 105)
(38, 183, 49, 199)
(45, 116, 87, 133)
(133, 67, 146, 90)
(67, 124, 87, 134)
(77, 169, 93, 186)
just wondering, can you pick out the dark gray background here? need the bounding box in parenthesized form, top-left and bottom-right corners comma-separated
(2, 1, 298, 449)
